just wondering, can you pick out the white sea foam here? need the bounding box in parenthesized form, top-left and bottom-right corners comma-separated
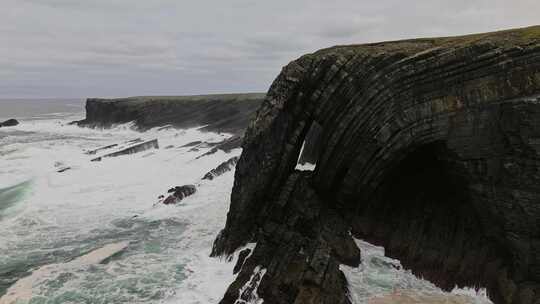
(341, 239, 493, 304)
(0, 116, 242, 303)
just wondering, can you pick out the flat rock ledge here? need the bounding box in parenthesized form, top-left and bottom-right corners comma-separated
(213, 26, 540, 304)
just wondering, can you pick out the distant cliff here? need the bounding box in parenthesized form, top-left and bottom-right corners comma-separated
(75, 93, 265, 134)
(213, 26, 540, 304)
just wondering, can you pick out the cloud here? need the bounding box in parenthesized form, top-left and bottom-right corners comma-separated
(0, 0, 539, 98)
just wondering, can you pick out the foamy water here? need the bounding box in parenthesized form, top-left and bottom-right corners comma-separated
(0, 111, 494, 304)
(341, 240, 493, 304)
(0, 114, 243, 303)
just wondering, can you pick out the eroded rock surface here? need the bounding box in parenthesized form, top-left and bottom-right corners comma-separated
(213, 26, 540, 304)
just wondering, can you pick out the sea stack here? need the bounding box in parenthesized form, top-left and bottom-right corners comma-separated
(213, 26, 540, 304)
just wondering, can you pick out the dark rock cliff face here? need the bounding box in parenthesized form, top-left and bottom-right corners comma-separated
(75, 93, 265, 135)
(213, 26, 540, 304)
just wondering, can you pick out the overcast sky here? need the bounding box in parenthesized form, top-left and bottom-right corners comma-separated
(1, 0, 539, 98)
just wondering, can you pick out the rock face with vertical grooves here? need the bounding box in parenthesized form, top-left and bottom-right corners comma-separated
(212, 26, 540, 304)
(74, 93, 265, 135)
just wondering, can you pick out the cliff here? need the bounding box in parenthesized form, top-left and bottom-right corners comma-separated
(213, 26, 540, 304)
(75, 93, 265, 134)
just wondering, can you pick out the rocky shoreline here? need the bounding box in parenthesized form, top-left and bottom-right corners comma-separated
(213, 26, 540, 304)
(67, 26, 540, 304)
(73, 93, 265, 135)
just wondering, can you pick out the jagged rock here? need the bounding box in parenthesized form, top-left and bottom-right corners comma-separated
(73, 93, 265, 135)
(202, 156, 239, 180)
(213, 26, 540, 304)
(85, 144, 118, 155)
(103, 139, 158, 159)
(233, 248, 251, 275)
(163, 185, 197, 205)
(196, 136, 243, 159)
(0, 119, 19, 127)
(217, 172, 356, 304)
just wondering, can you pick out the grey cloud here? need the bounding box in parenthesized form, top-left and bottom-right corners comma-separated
(1, 0, 539, 98)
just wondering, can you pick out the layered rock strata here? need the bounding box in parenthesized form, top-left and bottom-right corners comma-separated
(75, 93, 265, 135)
(213, 26, 540, 304)
(203, 157, 239, 180)
(90, 139, 158, 161)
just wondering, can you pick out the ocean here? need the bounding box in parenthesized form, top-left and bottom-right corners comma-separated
(0, 99, 493, 303)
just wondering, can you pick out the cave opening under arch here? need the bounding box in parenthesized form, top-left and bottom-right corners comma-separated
(350, 141, 513, 302)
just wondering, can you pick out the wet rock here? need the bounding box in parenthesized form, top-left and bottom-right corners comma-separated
(181, 141, 202, 147)
(233, 248, 251, 275)
(163, 185, 197, 205)
(196, 136, 243, 159)
(202, 156, 239, 180)
(0, 119, 19, 127)
(99, 139, 158, 160)
(56, 167, 71, 173)
(85, 144, 118, 155)
(217, 172, 356, 304)
(213, 26, 540, 304)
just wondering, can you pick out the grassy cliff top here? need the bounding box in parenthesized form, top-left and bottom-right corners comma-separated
(89, 93, 266, 104)
(312, 25, 540, 58)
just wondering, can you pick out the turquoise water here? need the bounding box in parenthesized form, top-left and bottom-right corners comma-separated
(0, 180, 32, 219)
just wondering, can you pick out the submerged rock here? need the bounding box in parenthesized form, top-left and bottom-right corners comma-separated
(213, 26, 540, 304)
(202, 156, 239, 180)
(0, 119, 19, 128)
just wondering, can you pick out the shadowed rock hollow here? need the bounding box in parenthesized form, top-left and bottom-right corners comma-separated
(213, 26, 540, 304)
